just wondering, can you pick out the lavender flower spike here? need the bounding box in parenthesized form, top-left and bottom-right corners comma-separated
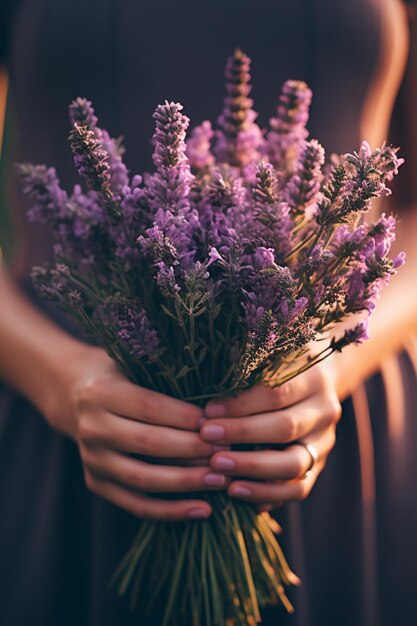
(267, 79, 312, 173)
(69, 124, 110, 193)
(332, 320, 370, 351)
(152, 100, 191, 169)
(252, 162, 293, 257)
(69, 98, 130, 194)
(108, 296, 160, 363)
(186, 121, 215, 170)
(283, 139, 325, 216)
(140, 101, 198, 265)
(215, 48, 263, 167)
(146, 100, 193, 217)
(17, 163, 69, 224)
(69, 97, 98, 129)
(68, 123, 120, 219)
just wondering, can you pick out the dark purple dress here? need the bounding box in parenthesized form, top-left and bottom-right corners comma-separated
(1, 2, 416, 625)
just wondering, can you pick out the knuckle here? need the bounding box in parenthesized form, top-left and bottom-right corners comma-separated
(83, 469, 96, 492)
(138, 428, 159, 456)
(278, 413, 297, 443)
(294, 481, 310, 501)
(191, 437, 211, 457)
(270, 383, 291, 408)
(289, 454, 306, 479)
(77, 375, 103, 408)
(242, 456, 261, 475)
(177, 471, 197, 491)
(233, 420, 250, 443)
(130, 470, 148, 492)
(78, 416, 98, 444)
(141, 392, 158, 417)
(326, 395, 342, 423)
(224, 397, 239, 415)
(78, 442, 92, 466)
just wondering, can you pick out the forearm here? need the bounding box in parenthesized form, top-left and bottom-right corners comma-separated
(333, 207, 417, 399)
(0, 262, 89, 418)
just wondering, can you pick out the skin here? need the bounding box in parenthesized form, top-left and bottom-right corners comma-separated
(201, 370, 340, 507)
(0, 0, 413, 521)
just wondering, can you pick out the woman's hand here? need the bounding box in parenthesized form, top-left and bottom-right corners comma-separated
(200, 365, 341, 508)
(46, 345, 227, 521)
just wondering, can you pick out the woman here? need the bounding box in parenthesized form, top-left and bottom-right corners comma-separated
(0, 1, 414, 625)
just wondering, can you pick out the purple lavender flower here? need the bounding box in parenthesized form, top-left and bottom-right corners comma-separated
(140, 101, 199, 268)
(318, 143, 404, 226)
(31, 262, 72, 302)
(21, 62, 404, 422)
(69, 97, 99, 129)
(354, 141, 404, 182)
(200, 167, 247, 256)
(69, 97, 129, 193)
(186, 121, 215, 170)
(108, 296, 160, 362)
(69, 123, 122, 221)
(155, 262, 181, 297)
(214, 49, 263, 167)
(393, 251, 406, 268)
(299, 244, 334, 276)
(283, 139, 325, 216)
(366, 213, 397, 246)
(332, 320, 369, 351)
(17, 163, 70, 224)
(331, 224, 369, 261)
(151, 101, 191, 170)
(69, 124, 111, 193)
(251, 162, 294, 259)
(345, 269, 366, 312)
(267, 80, 312, 174)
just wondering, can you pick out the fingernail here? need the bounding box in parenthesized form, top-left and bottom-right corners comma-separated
(203, 473, 226, 486)
(231, 486, 252, 497)
(187, 508, 210, 519)
(205, 403, 226, 418)
(198, 416, 207, 428)
(213, 456, 235, 471)
(201, 424, 225, 441)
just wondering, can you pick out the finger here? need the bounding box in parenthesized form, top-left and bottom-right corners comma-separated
(200, 395, 333, 445)
(84, 470, 212, 520)
(79, 373, 203, 430)
(82, 446, 228, 492)
(160, 445, 231, 467)
(209, 427, 336, 480)
(81, 411, 215, 458)
(227, 463, 324, 504)
(204, 370, 322, 418)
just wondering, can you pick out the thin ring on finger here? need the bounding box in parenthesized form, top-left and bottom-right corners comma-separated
(292, 441, 319, 480)
(210, 429, 334, 482)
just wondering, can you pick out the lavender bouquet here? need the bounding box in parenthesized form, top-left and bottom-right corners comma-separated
(19, 49, 404, 626)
